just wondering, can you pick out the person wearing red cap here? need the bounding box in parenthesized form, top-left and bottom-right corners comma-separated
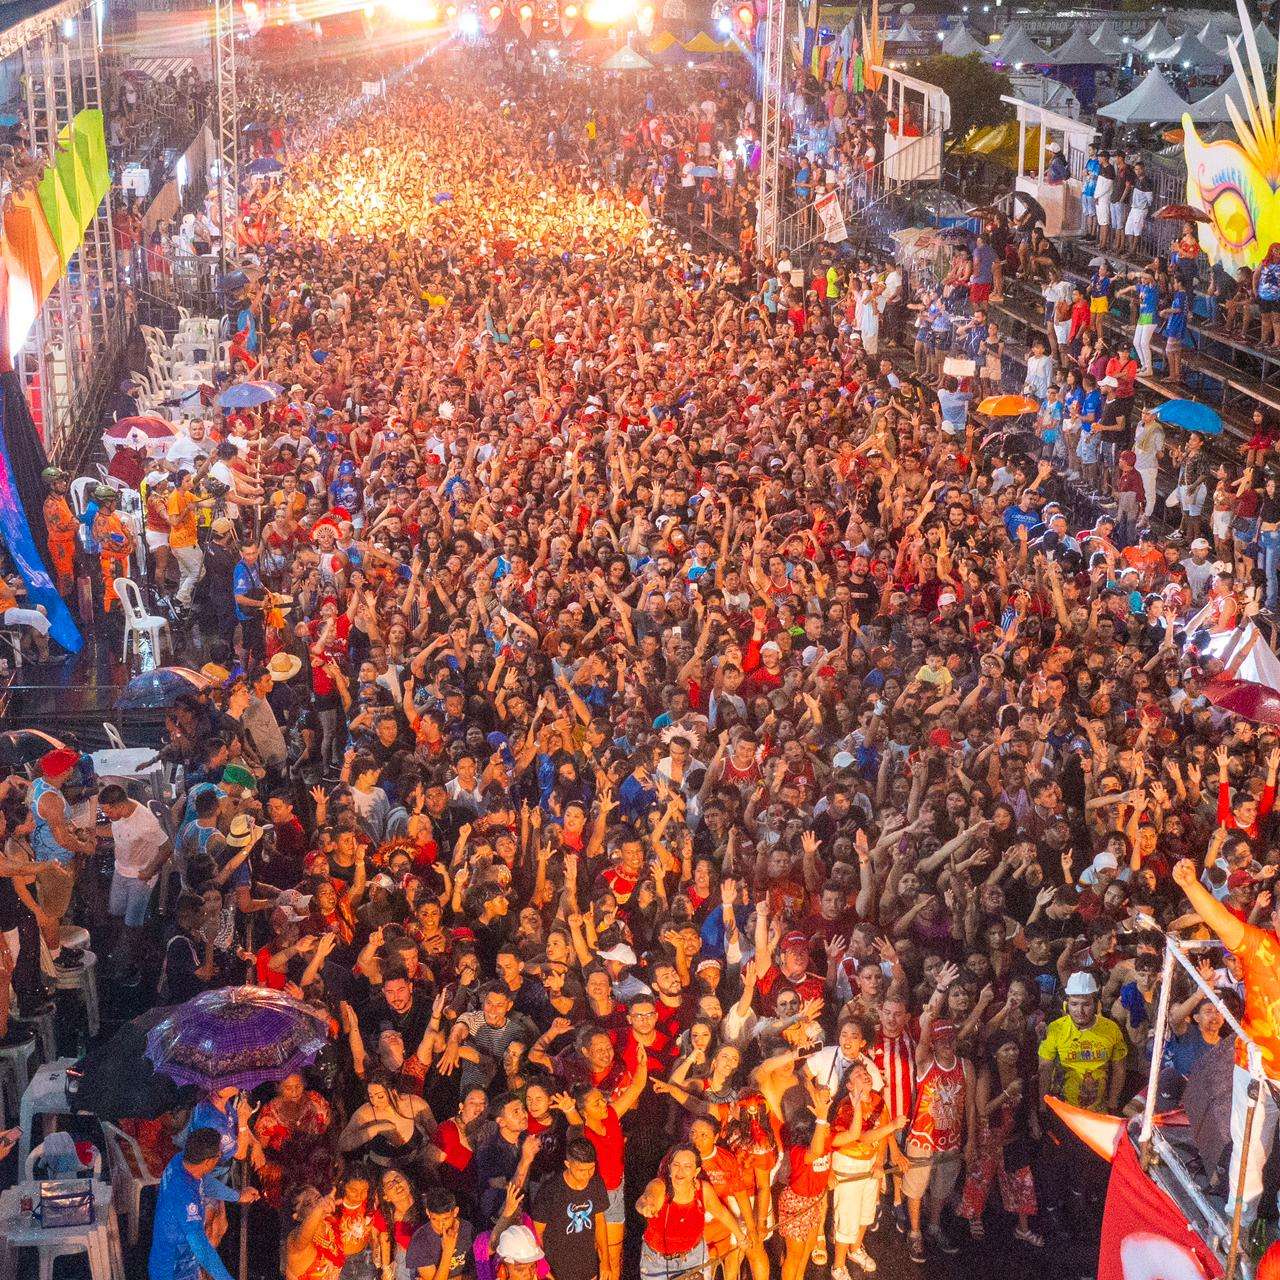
(753, 901, 825, 1015)
(29, 747, 94, 969)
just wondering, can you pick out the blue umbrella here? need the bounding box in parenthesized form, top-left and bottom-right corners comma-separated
(217, 380, 284, 409)
(433, 192, 453, 204)
(691, 164, 719, 177)
(1154, 399, 1222, 435)
(219, 269, 251, 292)
(245, 157, 284, 177)
(242, 122, 270, 133)
(116, 667, 210, 711)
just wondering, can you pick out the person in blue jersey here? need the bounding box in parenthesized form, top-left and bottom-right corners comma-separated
(149, 1127, 260, 1280)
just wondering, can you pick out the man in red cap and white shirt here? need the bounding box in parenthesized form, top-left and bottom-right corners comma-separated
(29, 747, 96, 969)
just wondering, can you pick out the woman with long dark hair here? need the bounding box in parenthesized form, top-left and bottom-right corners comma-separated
(956, 1033, 1042, 1245)
(635, 1143, 746, 1280)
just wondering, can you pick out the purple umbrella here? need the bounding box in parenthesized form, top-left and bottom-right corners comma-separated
(145, 987, 330, 1092)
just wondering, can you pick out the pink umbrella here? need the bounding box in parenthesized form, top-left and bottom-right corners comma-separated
(103, 416, 177, 440)
(1201, 677, 1280, 727)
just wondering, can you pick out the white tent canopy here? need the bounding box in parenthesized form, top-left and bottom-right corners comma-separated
(1048, 27, 1116, 66)
(1007, 72, 1081, 113)
(886, 19, 926, 42)
(1233, 21, 1279, 61)
(1098, 67, 1192, 123)
(1091, 20, 1126, 56)
(1133, 19, 1175, 52)
(1188, 73, 1244, 123)
(1154, 31, 1226, 68)
(940, 24, 986, 56)
(1197, 16, 1234, 52)
(985, 23, 1048, 66)
(600, 46, 653, 69)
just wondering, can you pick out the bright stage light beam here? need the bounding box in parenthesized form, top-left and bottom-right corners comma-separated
(458, 8, 479, 31)
(584, 0, 635, 25)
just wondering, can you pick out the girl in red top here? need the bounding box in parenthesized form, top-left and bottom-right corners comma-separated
(776, 1084, 835, 1280)
(636, 1144, 745, 1280)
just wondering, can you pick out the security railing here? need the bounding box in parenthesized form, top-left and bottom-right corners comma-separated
(775, 125, 945, 259)
(1138, 935, 1262, 1280)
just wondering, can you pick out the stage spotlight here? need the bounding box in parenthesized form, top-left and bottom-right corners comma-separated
(563, 3, 578, 15)
(716, 13, 731, 32)
(488, 3, 502, 16)
(584, 0, 635, 24)
(518, 3, 533, 17)
(459, 8, 480, 31)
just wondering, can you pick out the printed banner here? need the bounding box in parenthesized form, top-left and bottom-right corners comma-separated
(1099, 1132, 1223, 1280)
(815, 189, 848, 243)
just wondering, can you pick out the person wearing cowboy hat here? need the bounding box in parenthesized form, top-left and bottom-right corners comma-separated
(217, 813, 276, 919)
(41, 467, 77, 601)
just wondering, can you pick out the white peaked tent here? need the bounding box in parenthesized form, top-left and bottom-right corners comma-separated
(1048, 26, 1116, 65)
(600, 46, 653, 69)
(1098, 67, 1192, 122)
(1091, 20, 1126, 56)
(986, 23, 1048, 65)
(1133, 19, 1176, 53)
(1188, 73, 1243, 123)
(1197, 16, 1234, 52)
(1235, 20, 1280, 61)
(940, 24, 986, 56)
(1155, 31, 1227, 68)
(886, 19, 926, 42)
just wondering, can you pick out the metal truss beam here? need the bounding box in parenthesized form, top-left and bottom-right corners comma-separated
(756, 0, 786, 259)
(214, 0, 240, 274)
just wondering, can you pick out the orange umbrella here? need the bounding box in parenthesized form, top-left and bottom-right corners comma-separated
(978, 394, 1041, 417)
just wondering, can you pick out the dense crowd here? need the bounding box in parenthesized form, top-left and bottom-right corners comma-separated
(9, 41, 1280, 1280)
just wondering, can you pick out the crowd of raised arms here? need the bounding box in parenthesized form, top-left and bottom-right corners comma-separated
(12, 39, 1280, 1280)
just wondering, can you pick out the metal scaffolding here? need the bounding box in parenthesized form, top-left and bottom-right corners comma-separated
(14, 0, 124, 463)
(213, 0, 240, 276)
(755, 0, 786, 260)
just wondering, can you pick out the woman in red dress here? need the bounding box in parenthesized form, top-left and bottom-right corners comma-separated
(253, 1073, 333, 1208)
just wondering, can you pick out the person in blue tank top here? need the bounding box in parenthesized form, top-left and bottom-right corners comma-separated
(149, 1127, 258, 1280)
(29, 747, 95, 970)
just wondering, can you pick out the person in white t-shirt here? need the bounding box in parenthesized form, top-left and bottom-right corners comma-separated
(100, 783, 171, 982)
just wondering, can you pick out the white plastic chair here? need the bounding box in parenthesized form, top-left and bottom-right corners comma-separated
(112, 578, 171, 668)
(99, 1122, 159, 1245)
(102, 722, 125, 750)
(25, 1138, 102, 1181)
(69, 476, 96, 518)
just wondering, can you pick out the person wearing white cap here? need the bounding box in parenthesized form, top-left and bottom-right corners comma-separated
(1038, 971, 1127, 1117)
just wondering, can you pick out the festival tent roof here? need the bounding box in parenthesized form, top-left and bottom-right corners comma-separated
(1097, 67, 1192, 122)
(646, 29, 680, 51)
(1090, 20, 1126, 56)
(1187, 73, 1243, 123)
(1008, 71, 1081, 112)
(1231, 21, 1279, 62)
(886, 19, 926, 42)
(1133, 19, 1175, 53)
(682, 31, 732, 53)
(1154, 31, 1226, 68)
(1197, 16, 1234, 51)
(940, 24, 986, 56)
(601, 45, 653, 69)
(1047, 26, 1116, 66)
(985, 23, 1048, 65)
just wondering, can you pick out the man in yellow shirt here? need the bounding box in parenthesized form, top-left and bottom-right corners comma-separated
(1038, 971, 1128, 1112)
(167, 471, 207, 613)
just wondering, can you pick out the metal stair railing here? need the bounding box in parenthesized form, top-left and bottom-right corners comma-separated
(775, 125, 945, 260)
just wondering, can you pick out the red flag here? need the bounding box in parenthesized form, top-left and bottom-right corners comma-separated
(1099, 1131, 1223, 1280)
